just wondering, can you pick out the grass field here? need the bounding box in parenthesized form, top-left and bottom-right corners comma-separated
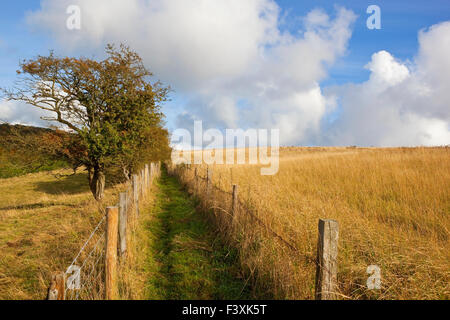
(0, 165, 248, 300)
(1, 147, 448, 300)
(177, 147, 450, 299)
(0, 168, 129, 299)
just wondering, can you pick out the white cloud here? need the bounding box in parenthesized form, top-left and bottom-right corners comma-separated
(26, 0, 280, 91)
(23, 1, 450, 146)
(364, 50, 409, 87)
(0, 99, 53, 127)
(323, 21, 450, 147)
(26, 1, 357, 145)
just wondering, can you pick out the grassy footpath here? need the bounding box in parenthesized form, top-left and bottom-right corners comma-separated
(143, 168, 250, 300)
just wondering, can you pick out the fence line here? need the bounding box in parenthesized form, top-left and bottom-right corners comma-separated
(169, 163, 339, 300)
(190, 172, 309, 259)
(47, 162, 161, 300)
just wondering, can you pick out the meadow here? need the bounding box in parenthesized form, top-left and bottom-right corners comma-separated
(0, 146, 448, 300)
(0, 168, 137, 299)
(176, 147, 450, 299)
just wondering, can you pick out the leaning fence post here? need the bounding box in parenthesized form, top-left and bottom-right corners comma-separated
(118, 193, 127, 257)
(47, 272, 65, 300)
(105, 206, 119, 300)
(132, 174, 139, 216)
(232, 184, 238, 217)
(315, 219, 339, 300)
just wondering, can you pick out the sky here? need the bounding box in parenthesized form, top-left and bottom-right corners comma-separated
(0, 0, 449, 147)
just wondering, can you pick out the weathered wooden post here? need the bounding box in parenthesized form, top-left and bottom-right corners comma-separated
(194, 167, 198, 194)
(105, 206, 119, 300)
(142, 168, 146, 195)
(118, 193, 127, 257)
(140, 169, 145, 198)
(145, 164, 150, 189)
(315, 219, 339, 300)
(150, 163, 154, 184)
(206, 166, 212, 198)
(206, 167, 213, 209)
(132, 174, 139, 216)
(47, 272, 65, 300)
(232, 184, 238, 218)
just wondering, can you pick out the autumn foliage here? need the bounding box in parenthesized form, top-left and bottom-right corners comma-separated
(2, 44, 171, 200)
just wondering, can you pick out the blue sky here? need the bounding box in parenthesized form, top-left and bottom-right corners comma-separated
(1, 1, 449, 146)
(2, 0, 448, 87)
(278, 0, 450, 84)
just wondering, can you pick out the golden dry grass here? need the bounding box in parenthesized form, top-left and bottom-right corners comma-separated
(175, 147, 450, 300)
(0, 168, 127, 300)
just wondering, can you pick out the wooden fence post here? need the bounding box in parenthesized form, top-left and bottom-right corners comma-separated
(232, 184, 238, 217)
(206, 166, 212, 197)
(151, 163, 154, 184)
(47, 272, 65, 300)
(315, 219, 339, 300)
(145, 164, 150, 189)
(118, 193, 127, 257)
(140, 169, 145, 198)
(132, 174, 139, 216)
(194, 167, 198, 194)
(105, 206, 119, 300)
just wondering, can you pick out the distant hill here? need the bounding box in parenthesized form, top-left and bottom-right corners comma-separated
(0, 123, 68, 178)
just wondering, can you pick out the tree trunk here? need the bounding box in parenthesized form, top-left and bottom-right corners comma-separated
(122, 166, 131, 182)
(88, 165, 105, 201)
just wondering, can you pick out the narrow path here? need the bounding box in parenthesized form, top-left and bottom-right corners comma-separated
(145, 168, 250, 300)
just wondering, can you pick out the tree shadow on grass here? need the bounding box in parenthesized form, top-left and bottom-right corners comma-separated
(33, 172, 90, 195)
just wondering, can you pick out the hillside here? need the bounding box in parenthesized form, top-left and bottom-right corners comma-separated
(0, 124, 68, 179)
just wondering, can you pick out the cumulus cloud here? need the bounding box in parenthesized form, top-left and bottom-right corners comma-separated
(23, 1, 450, 146)
(0, 99, 53, 127)
(323, 21, 450, 147)
(25, 0, 357, 146)
(26, 0, 280, 90)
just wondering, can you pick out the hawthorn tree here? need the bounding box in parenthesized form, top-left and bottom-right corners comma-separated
(2, 44, 169, 200)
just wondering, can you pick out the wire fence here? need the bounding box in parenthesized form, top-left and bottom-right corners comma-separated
(47, 162, 161, 300)
(64, 214, 107, 300)
(168, 163, 339, 299)
(172, 165, 316, 263)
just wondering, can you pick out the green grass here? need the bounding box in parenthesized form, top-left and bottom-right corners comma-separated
(0, 124, 70, 179)
(144, 169, 250, 300)
(0, 158, 68, 179)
